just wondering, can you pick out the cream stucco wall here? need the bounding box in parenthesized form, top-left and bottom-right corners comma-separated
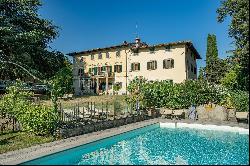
(128, 45, 187, 83)
(72, 43, 199, 95)
(73, 47, 129, 95)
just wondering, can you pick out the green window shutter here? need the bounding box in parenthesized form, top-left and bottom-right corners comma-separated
(110, 66, 112, 72)
(103, 66, 106, 71)
(88, 68, 92, 73)
(155, 61, 157, 69)
(147, 62, 150, 70)
(94, 67, 98, 75)
(163, 60, 166, 69)
(131, 63, 134, 71)
(171, 59, 174, 68)
(114, 65, 117, 72)
(138, 63, 140, 71)
(120, 65, 122, 72)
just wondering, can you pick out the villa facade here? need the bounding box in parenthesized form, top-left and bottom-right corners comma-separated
(68, 38, 201, 96)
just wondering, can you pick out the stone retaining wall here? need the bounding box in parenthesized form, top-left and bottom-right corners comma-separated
(58, 115, 152, 138)
(160, 105, 239, 122)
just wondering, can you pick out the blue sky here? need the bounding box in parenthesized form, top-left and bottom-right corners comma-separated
(39, 0, 234, 70)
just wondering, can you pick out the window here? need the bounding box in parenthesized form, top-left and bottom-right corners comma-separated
(165, 45, 171, 52)
(107, 66, 112, 73)
(163, 59, 174, 69)
(191, 52, 196, 60)
(132, 48, 139, 56)
(101, 66, 106, 72)
(166, 79, 173, 84)
(187, 60, 190, 70)
(149, 47, 155, 54)
(147, 60, 157, 70)
(191, 64, 193, 72)
(116, 50, 121, 58)
(91, 54, 94, 60)
(194, 67, 197, 74)
(131, 63, 140, 71)
(114, 65, 122, 73)
(98, 52, 102, 59)
(106, 52, 110, 58)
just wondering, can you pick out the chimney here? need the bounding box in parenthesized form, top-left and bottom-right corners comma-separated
(135, 37, 141, 48)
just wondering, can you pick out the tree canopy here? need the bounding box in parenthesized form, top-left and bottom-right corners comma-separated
(0, 0, 68, 80)
(217, 0, 249, 91)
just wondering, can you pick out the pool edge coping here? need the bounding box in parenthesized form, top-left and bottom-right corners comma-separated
(0, 119, 248, 165)
(0, 119, 159, 165)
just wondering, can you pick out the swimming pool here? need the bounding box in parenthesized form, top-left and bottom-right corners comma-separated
(22, 123, 249, 165)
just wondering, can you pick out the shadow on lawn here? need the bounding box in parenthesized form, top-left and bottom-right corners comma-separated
(0, 135, 17, 145)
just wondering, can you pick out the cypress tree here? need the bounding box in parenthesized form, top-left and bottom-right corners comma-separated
(205, 34, 220, 83)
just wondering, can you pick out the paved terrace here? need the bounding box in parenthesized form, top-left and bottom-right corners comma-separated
(0, 118, 248, 165)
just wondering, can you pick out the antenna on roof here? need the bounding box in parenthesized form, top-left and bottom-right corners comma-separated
(133, 22, 139, 39)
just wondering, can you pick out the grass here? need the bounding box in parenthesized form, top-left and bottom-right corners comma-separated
(0, 131, 54, 154)
(41, 95, 128, 109)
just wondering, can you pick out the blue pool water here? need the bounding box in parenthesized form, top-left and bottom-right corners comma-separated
(22, 124, 249, 165)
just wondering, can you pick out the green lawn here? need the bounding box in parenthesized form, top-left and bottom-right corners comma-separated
(0, 131, 54, 154)
(42, 95, 128, 109)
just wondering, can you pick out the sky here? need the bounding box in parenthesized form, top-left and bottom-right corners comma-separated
(39, 0, 234, 70)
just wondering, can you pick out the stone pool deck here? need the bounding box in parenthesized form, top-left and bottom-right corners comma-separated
(0, 118, 248, 165)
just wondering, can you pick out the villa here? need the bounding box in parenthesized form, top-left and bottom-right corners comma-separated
(68, 38, 201, 96)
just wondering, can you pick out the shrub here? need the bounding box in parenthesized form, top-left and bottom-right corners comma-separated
(126, 78, 226, 109)
(230, 90, 249, 112)
(17, 104, 59, 135)
(0, 82, 59, 135)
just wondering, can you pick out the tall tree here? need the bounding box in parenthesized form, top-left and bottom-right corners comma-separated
(198, 67, 205, 81)
(205, 34, 219, 83)
(205, 34, 228, 84)
(0, 0, 67, 80)
(217, 0, 249, 91)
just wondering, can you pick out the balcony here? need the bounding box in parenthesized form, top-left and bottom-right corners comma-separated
(89, 72, 115, 78)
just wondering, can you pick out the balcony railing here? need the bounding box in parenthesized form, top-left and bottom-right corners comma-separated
(88, 72, 115, 77)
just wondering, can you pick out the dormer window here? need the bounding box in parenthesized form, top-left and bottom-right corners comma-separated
(165, 45, 171, 52)
(116, 50, 121, 58)
(98, 52, 102, 59)
(149, 47, 155, 54)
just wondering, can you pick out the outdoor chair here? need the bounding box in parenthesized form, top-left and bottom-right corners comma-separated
(61, 94, 68, 100)
(172, 110, 185, 120)
(68, 94, 73, 100)
(235, 112, 249, 123)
